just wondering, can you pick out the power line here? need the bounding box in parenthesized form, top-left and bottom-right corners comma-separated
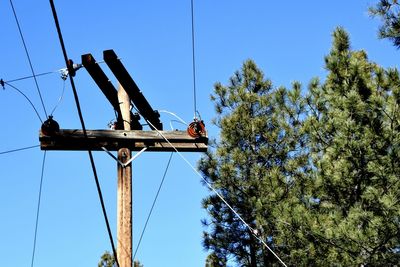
(9, 0, 48, 119)
(190, 0, 198, 119)
(133, 152, 174, 260)
(31, 151, 47, 267)
(132, 106, 288, 267)
(3, 62, 89, 84)
(48, 1, 120, 267)
(4, 81, 43, 123)
(0, 145, 40, 155)
(5, 71, 54, 83)
(50, 79, 66, 115)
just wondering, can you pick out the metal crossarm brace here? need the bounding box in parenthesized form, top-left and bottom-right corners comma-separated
(102, 146, 147, 167)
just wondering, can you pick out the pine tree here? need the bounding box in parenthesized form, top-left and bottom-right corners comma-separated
(199, 60, 307, 266)
(98, 251, 144, 267)
(370, 0, 400, 48)
(200, 28, 400, 266)
(98, 251, 115, 267)
(301, 27, 400, 265)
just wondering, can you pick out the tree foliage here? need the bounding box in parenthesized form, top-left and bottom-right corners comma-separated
(98, 251, 144, 267)
(199, 60, 307, 266)
(200, 28, 400, 266)
(98, 251, 115, 267)
(370, 0, 400, 48)
(302, 27, 400, 266)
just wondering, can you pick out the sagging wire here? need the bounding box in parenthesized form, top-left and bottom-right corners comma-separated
(50, 79, 66, 116)
(159, 110, 188, 125)
(133, 152, 174, 260)
(158, 110, 188, 130)
(9, 0, 48, 119)
(132, 105, 288, 267)
(31, 151, 47, 267)
(3, 81, 43, 123)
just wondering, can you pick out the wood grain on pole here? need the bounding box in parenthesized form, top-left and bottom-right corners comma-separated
(117, 83, 132, 267)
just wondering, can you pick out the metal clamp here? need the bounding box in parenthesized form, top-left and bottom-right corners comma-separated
(101, 146, 147, 167)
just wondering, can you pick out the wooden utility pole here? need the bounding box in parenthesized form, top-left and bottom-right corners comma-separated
(117, 84, 132, 267)
(39, 49, 208, 266)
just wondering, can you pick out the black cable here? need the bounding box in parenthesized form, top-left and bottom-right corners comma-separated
(0, 145, 40, 155)
(4, 81, 43, 123)
(9, 0, 48, 119)
(48, 1, 120, 266)
(190, 0, 198, 119)
(31, 151, 47, 267)
(133, 152, 174, 260)
(5, 71, 54, 83)
(50, 79, 66, 115)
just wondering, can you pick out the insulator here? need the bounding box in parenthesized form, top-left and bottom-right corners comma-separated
(41, 115, 60, 136)
(67, 59, 76, 77)
(187, 119, 206, 138)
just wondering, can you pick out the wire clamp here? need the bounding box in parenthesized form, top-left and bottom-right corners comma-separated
(101, 146, 147, 167)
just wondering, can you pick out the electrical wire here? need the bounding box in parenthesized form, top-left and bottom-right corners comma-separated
(158, 110, 188, 125)
(48, 1, 119, 266)
(0, 145, 40, 155)
(5, 71, 54, 83)
(4, 65, 74, 84)
(133, 152, 174, 260)
(3, 81, 43, 123)
(190, 0, 198, 119)
(31, 151, 47, 267)
(50, 79, 66, 115)
(132, 106, 288, 267)
(9, 0, 48, 119)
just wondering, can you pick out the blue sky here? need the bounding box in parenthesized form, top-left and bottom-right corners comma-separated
(0, 1, 398, 266)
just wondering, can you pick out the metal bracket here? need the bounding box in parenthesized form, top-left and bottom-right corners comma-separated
(101, 146, 147, 167)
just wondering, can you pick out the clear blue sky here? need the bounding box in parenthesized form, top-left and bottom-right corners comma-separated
(0, 1, 397, 266)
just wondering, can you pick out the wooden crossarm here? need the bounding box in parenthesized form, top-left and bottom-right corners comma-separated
(39, 129, 208, 152)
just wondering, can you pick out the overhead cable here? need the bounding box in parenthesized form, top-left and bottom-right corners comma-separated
(133, 152, 174, 260)
(50, 79, 66, 115)
(9, 0, 48, 119)
(132, 106, 288, 267)
(31, 151, 47, 267)
(5, 71, 54, 83)
(4, 81, 43, 123)
(190, 0, 198, 119)
(0, 145, 40, 155)
(48, 1, 119, 266)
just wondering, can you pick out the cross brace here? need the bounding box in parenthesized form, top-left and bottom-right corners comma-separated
(39, 129, 208, 152)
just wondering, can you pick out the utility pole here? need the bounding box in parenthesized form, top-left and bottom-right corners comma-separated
(39, 50, 207, 266)
(117, 84, 132, 267)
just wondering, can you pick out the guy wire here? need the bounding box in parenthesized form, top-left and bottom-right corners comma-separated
(131, 105, 288, 267)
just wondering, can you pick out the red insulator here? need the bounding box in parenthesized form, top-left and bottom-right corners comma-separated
(187, 119, 206, 138)
(41, 116, 60, 136)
